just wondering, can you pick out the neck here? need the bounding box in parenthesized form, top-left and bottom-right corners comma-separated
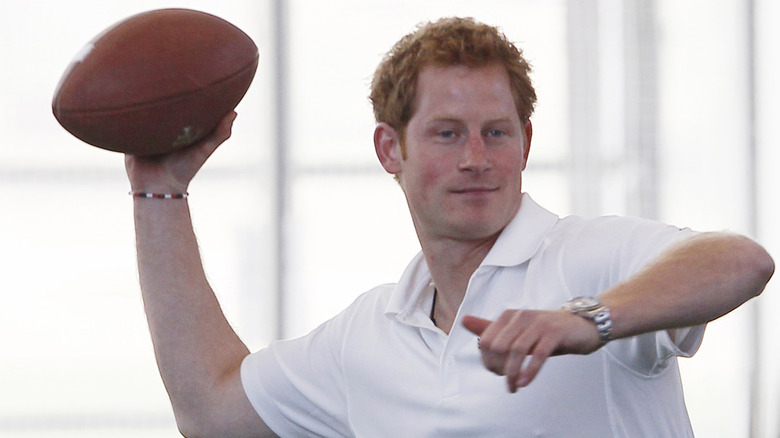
(424, 236, 497, 334)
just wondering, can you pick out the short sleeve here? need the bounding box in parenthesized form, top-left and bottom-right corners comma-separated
(240, 312, 353, 437)
(558, 216, 706, 372)
(614, 219, 707, 363)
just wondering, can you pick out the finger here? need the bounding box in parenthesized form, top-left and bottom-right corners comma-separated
(489, 311, 529, 352)
(463, 316, 505, 375)
(197, 111, 238, 157)
(462, 315, 492, 337)
(514, 341, 555, 390)
(500, 319, 542, 392)
(503, 340, 534, 392)
(480, 351, 506, 376)
(216, 110, 238, 137)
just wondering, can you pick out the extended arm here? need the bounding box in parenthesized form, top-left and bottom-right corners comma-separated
(127, 113, 275, 437)
(464, 231, 774, 392)
(601, 232, 773, 339)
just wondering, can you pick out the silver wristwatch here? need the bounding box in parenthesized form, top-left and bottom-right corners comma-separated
(561, 296, 613, 347)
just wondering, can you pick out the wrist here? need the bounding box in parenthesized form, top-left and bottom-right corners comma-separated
(124, 156, 190, 195)
(561, 296, 613, 347)
(128, 179, 188, 196)
(129, 180, 188, 194)
(130, 191, 189, 200)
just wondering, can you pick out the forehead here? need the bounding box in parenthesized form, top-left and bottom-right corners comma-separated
(411, 62, 519, 122)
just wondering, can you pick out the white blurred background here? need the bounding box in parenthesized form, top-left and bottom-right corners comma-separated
(1, 0, 778, 436)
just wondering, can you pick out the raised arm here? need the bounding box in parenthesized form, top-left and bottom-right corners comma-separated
(127, 112, 275, 437)
(464, 231, 774, 392)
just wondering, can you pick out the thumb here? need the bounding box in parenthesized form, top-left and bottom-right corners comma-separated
(462, 315, 492, 336)
(197, 111, 237, 157)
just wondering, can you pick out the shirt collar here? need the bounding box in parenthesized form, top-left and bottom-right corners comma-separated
(480, 193, 559, 268)
(384, 251, 434, 325)
(384, 193, 559, 322)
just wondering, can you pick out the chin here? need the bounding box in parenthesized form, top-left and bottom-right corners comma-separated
(451, 219, 507, 241)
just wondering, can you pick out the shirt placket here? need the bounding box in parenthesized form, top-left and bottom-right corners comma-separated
(439, 266, 495, 398)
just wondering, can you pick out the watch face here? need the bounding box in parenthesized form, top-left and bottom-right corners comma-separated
(564, 296, 601, 312)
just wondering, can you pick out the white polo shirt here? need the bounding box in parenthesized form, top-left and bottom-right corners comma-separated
(241, 194, 704, 437)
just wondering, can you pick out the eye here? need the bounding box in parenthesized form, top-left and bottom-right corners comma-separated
(439, 130, 457, 138)
(486, 129, 504, 137)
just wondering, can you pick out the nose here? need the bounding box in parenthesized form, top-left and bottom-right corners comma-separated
(459, 134, 491, 172)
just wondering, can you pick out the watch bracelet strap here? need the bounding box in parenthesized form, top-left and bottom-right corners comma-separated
(562, 302, 613, 347)
(591, 306, 613, 346)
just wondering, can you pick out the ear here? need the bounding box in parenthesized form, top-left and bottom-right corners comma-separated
(374, 123, 403, 174)
(521, 120, 533, 171)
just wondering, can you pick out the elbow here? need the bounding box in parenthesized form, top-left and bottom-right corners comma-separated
(174, 412, 208, 438)
(171, 402, 222, 438)
(753, 246, 774, 297)
(177, 423, 197, 438)
(739, 237, 774, 299)
(165, 361, 254, 438)
(176, 417, 224, 438)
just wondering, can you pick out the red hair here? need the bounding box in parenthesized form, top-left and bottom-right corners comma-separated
(370, 17, 536, 137)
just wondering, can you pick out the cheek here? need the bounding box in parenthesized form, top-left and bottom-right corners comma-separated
(497, 155, 525, 180)
(403, 153, 447, 191)
(420, 162, 446, 186)
(404, 170, 436, 205)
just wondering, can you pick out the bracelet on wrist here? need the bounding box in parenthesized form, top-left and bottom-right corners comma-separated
(129, 191, 189, 200)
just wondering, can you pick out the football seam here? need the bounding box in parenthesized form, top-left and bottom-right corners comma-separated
(55, 52, 259, 115)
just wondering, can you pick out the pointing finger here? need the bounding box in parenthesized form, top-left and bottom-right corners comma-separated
(462, 315, 492, 337)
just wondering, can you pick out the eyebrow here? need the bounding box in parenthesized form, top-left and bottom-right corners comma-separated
(427, 116, 515, 125)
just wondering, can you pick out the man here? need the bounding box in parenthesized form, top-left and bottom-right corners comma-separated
(126, 17, 773, 437)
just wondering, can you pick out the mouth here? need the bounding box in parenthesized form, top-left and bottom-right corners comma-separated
(451, 186, 499, 195)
